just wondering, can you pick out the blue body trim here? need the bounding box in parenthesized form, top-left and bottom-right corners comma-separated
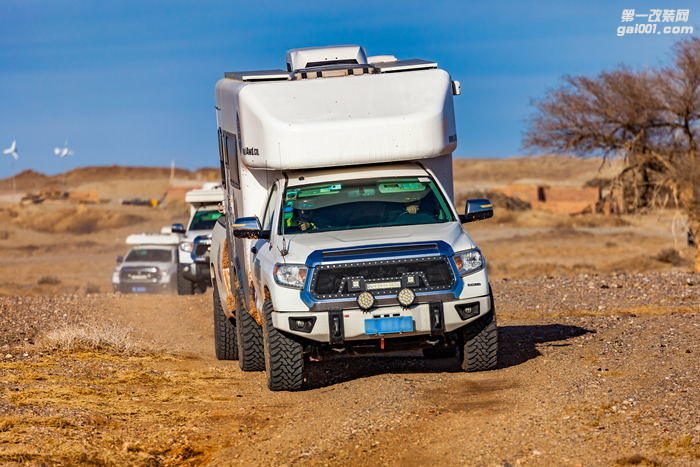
(305, 240, 453, 267)
(300, 240, 464, 308)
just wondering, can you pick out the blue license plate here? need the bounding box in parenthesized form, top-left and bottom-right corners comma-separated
(132, 286, 147, 293)
(364, 316, 414, 335)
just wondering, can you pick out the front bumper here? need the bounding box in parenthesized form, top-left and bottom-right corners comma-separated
(271, 294, 491, 343)
(116, 282, 173, 294)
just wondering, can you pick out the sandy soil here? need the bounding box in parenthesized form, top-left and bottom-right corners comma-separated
(0, 159, 698, 465)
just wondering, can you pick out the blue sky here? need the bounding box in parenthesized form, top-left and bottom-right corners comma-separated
(0, 0, 696, 175)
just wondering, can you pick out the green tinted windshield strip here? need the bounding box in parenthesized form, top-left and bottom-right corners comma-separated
(377, 182, 427, 193)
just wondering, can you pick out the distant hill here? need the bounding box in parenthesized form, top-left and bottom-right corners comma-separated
(0, 165, 219, 192)
(0, 155, 622, 194)
(452, 155, 622, 187)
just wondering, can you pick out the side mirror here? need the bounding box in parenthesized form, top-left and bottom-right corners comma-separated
(116, 255, 124, 263)
(171, 223, 186, 234)
(232, 216, 270, 239)
(459, 198, 494, 223)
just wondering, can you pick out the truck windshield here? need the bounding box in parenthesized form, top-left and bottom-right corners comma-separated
(189, 210, 222, 231)
(125, 249, 172, 262)
(280, 177, 454, 234)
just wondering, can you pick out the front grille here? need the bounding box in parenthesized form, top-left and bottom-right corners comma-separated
(120, 266, 159, 283)
(310, 256, 455, 300)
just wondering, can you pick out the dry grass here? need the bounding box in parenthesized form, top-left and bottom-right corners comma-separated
(38, 322, 158, 356)
(36, 275, 61, 285)
(0, 353, 227, 465)
(614, 454, 661, 466)
(653, 248, 689, 266)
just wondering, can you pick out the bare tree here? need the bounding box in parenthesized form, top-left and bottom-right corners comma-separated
(524, 38, 700, 270)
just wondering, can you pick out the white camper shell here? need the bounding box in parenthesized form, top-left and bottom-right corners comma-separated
(210, 45, 497, 391)
(126, 233, 181, 246)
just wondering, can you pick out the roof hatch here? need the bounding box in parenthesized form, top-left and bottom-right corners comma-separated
(285, 45, 368, 72)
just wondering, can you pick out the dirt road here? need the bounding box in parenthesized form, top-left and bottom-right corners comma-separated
(2, 272, 697, 466)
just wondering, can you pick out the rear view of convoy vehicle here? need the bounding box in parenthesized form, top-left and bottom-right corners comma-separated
(209, 45, 497, 390)
(172, 183, 224, 295)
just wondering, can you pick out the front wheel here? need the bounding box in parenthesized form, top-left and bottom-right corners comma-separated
(262, 299, 304, 391)
(458, 311, 498, 371)
(176, 265, 195, 295)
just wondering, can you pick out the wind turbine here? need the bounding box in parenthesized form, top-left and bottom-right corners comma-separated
(53, 141, 74, 190)
(53, 141, 74, 158)
(3, 140, 19, 160)
(2, 141, 20, 197)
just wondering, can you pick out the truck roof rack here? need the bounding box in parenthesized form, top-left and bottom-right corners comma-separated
(224, 70, 290, 82)
(224, 58, 438, 83)
(373, 59, 438, 73)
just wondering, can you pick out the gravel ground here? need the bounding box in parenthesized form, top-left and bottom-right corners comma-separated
(0, 295, 95, 349)
(493, 271, 698, 316)
(0, 272, 698, 465)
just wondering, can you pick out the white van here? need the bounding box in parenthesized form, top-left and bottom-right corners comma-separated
(209, 45, 497, 390)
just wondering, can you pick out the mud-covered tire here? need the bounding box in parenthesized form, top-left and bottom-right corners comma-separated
(235, 291, 265, 372)
(176, 265, 195, 295)
(458, 311, 498, 371)
(422, 346, 457, 359)
(262, 300, 304, 391)
(213, 285, 238, 360)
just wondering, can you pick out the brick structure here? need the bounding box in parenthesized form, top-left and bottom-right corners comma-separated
(492, 184, 600, 215)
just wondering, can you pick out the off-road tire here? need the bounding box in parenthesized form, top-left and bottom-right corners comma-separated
(213, 285, 238, 360)
(176, 265, 195, 295)
(235, 290, 265, 372)
(458, 311, 498, 371)
(262, 300, 304, 391)
(422, 346, 457, 359)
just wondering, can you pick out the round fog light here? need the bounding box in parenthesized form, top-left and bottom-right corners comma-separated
(357, 291, 375, 311)
(397, 288, 416, 307)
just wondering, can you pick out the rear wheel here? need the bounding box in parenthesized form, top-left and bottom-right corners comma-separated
(262, 299, 304, 391)
(458, 311, 498, 371)
(235, 290, 265, 372)
(213, 284, 238, 360)
(176, 265, 195, 295)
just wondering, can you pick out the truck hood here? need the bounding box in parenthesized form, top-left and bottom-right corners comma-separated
(115, 261, 177, 272)
(276, 222, 476, 265)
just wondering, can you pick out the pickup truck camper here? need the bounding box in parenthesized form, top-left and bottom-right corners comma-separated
(112, 233, 180, 294)
(209, 45, 497, 390)
(172, 183, 224, 294)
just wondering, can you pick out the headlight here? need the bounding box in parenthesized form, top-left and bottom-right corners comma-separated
(112, 271, 120, 284)
(453, 249, 484, 276)
(179, 242, 193, 253)
(273, 264, 308, 289)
